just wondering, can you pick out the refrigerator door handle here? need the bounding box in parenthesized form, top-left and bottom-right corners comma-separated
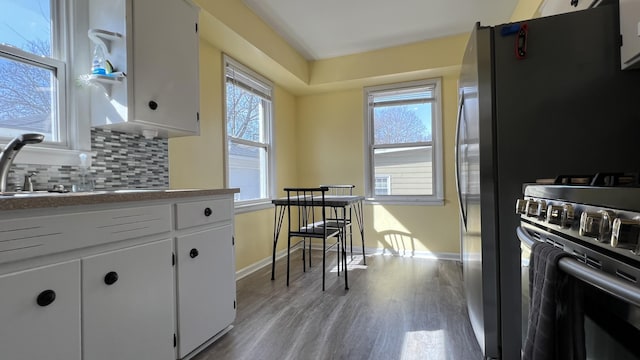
(455, 93, 467, 230)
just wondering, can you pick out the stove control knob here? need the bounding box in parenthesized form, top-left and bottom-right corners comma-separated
(611, 218, 640, 253)
(526, 200, 546, 218)
(579, 210, 615, 242)
(515, 199, 528, 215)
(546, 204, 574, 228)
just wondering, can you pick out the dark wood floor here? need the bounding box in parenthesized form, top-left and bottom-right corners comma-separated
(193, 250, 483, 360)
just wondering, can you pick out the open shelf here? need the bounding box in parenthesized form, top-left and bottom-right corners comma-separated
(88, 73, 125, 97)
(88, 28, 123, 55)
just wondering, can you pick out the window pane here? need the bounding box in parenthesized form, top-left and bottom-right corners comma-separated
(373, 103, 432, 145)
(226, 81, 265, 143)
(228, 142, 267, 201)
(0, 57, 57, 140)
(375, 175, 391, 195)
(373, 146, 433, 195)
(0, 0, 52, 57)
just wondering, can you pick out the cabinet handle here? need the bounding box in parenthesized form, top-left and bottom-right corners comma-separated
(204, 207, 212, 217)
(148, 100, 158, 110)
(36, 289, 56, 307)
(190, 248, 199, 258)
(104, 271, 119, 285)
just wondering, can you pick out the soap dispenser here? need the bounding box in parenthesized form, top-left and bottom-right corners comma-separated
(76, 153, 95, 192)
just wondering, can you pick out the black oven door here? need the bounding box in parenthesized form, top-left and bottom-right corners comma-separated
(518, 226, 640, 359)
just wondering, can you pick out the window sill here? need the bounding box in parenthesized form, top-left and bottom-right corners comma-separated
(234, 200, 274, 214)
(365, 197, 445, 206)
(12, 147, 93, 167)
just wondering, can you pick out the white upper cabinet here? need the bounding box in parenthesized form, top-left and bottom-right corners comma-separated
(620, 0, 640, 69)
(539, 0, 591, 17)
(89, 0, 200, 138)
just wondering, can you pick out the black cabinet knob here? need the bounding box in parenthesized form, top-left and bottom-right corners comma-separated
(148, 101, 158, 110)
(190, 248, 199, 258)
(204, 207, 212, 217)
(104, 271, 119, 285)
(36, 289, 56, 307)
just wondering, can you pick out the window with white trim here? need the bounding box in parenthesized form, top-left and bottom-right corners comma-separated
(224, 55, 273, 206)
(0, 0, 90, 165)
(364, 79, 444, 204)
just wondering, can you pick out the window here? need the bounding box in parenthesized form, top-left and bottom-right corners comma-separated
(0, 0, 90, 165)
(375, 175, 391, 195)
(364, 79, 444, 204)
(0, 1, 66, 144)
(224, 55, 274, 207)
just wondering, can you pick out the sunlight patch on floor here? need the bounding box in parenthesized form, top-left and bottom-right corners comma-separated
(328, 255, 368, 273)
(400, 330, 446, 360)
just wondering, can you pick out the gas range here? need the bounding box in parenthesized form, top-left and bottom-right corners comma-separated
(517, 173, 640, 359)
(517, 173, 640, 274)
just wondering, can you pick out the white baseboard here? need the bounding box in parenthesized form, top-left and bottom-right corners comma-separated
(235, 243, 303, 280)
(235, 245, 460, 280)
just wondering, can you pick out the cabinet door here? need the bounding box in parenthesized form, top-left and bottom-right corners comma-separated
(82, 239, 175, 360)
(132, 0, 199, 134)
(0, 260, 81, 360)
(176, 225, 236, 358)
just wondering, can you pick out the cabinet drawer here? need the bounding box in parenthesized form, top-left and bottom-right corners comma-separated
(82, 204, 172, 246)
(0, 204, 171, 265)
(175, 198, 232, 229)
(0, 216, 72, 264)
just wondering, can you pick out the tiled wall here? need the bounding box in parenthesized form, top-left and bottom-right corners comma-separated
(7, 128, 169, 191)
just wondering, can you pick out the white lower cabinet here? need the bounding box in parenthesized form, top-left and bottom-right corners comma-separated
(0, 260, 81, 360)
(0, 192, 237, 360)
(82, 239, 175, 360)
(176, 224, 236, 358)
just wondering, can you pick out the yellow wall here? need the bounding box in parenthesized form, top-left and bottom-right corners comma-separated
(169, 39, 300, 270)
(170, 0, 541, 271)
(297, 75, 461, 254)
(510, 0, 544, 21)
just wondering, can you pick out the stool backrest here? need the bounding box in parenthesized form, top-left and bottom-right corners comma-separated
(284, 187, 329, 236)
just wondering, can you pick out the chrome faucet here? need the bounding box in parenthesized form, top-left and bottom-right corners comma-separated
(0, 133, 45, 192)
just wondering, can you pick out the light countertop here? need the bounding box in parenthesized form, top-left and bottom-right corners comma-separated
(0, 188, 240, 211)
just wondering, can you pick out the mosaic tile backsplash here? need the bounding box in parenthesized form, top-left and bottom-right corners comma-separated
(7, 128, 169, 191)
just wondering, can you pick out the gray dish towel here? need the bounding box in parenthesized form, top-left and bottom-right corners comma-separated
(523, 241, 585, 360)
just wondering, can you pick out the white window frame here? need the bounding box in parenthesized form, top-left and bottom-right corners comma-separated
(363, 78, 444, 205)
(223, 55, 275, 212)
(0, 0, 91, 167)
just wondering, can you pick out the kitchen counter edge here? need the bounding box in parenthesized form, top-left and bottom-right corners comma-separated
(0, 188, 240, 211)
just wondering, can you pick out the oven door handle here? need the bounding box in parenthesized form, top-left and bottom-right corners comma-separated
(517, 226, 535, 248)
(517, 226, 640, 307)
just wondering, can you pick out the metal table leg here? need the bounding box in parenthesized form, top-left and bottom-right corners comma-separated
(271, 204, 286, 280)
(354, 200, 366, 265)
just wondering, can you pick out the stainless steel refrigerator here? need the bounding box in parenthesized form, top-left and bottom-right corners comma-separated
(456, 4, 640, 359)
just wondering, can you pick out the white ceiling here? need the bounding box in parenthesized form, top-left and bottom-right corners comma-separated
(242, 0, 521, 60)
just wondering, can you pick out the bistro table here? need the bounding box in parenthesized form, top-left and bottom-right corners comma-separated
(271, 194, 366, 284)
